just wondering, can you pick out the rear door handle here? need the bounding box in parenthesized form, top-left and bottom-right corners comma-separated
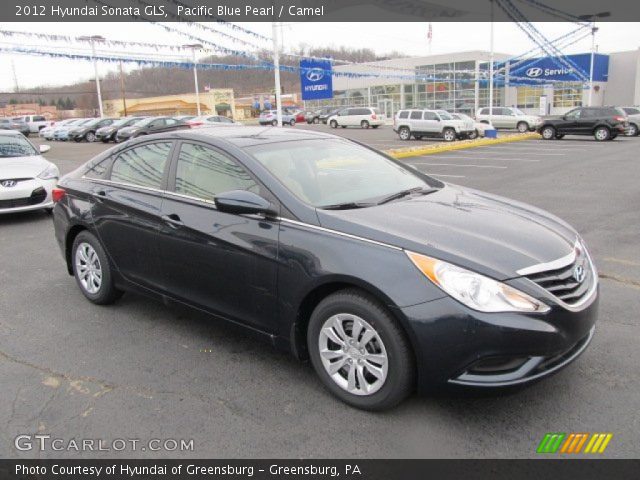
(94, 189, 107, 202)
(161, 214, 184, 228)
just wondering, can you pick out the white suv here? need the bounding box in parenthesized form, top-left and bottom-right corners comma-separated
(475, 107, 541, 132)
(328, 107, 385, 129)
(393, 109, 469, 142)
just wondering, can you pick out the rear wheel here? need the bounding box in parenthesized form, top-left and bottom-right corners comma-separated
(85, 131, 96, 142)
(541, 126, 556, 140)
(517, 121, 529, 133)
(330, 120, 338, 129)
(398, 126, 411, 140)
(361, 120, 370, 129)
(628, 123, 638, 136)
(442, 128, 456, 142)
(313, 117, 320, 124)
(289, 119, 296, 126)
(72, 231, 123, 305)
(271, 120, 277, 126)
(307, 290, 415, 411)
(594, 126, 610, 141)
(468, 129, 478, 140)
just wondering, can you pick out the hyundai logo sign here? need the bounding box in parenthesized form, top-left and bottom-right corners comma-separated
(1, 180, 17, 188)
(305, 68, 325, 82)
(526, 67, 543, 78)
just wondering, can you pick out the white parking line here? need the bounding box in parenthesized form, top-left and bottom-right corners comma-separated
(480, 151, 566, 156)
(422, 173, 466, 178)
(408, 155, 539, 162)
(412, 163, 507, 169)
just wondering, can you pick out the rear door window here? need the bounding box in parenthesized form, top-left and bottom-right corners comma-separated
(110, 142, 172, 189)
(398, 111, 409, 119)
(409, 111, 423, 120)
(423, 111, 439, 120)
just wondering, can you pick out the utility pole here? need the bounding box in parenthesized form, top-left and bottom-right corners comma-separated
(11, 59, 19, 93)
(272, 21, 283, 127)
(488, 0, 494, 124)
(183, 44, 203, 117)
(80, 35, 105, 117)
(119, 61, 127, 117)
(588, 23, 598, 106)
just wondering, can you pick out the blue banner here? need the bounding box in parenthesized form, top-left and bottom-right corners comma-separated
(300, 59, 333, 100)
(508, 53, 609, 85)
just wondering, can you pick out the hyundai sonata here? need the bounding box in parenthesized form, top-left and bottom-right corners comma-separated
(52, 127, 598, 410)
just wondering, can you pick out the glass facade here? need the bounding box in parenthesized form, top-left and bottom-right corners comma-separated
(553, 82, 584, 108)
(517, 86, 544, 109)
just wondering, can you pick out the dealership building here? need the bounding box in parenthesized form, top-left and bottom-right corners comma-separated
(308, 49, 640, 117)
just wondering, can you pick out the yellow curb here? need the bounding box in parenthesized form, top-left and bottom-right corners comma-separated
(386, 133, 541, 159)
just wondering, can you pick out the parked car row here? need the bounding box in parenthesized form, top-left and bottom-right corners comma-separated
(0, 117, 31, 136)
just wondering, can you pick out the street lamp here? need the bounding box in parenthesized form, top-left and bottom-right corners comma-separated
(578, 12, 610, 107)
(79, 35, 105, 117)
(183, 44, 203, 117)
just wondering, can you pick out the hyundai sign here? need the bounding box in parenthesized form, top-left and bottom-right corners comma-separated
(300, 59, 333, 100)
(509, 53, 609, 85)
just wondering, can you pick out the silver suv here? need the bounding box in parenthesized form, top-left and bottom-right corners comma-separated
(476, 107, 541, 132)
(621, 107, 640, 136)
(394, 109, 470, 142)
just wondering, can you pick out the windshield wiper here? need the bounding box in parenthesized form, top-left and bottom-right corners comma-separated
(375, 186, 438, 205)
(321, 201, 375, 210)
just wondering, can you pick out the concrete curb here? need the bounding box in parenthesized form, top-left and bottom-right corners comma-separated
(386, 132, 541, 159)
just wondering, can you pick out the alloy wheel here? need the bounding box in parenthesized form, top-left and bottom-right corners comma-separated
(595, 127, 609, 141)
(517, 122, 529, 133)
(541, 127, 555, 139)
(628, 124, 638, 136)
(399, 127, 410, 140)
(318, 313, 388, 396)
(85, 132, 96, 142)
(443, 129, 456, 142)
(75, 242, 102, 294)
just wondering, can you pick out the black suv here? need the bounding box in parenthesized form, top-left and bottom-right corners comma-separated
(538, 106, 628, 141)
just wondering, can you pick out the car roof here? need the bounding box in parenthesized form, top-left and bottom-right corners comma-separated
(171, 125, 337, 148)
(0, 129, 26, 136)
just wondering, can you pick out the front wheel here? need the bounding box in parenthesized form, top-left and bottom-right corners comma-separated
(329, 120, 338, 129)
(442, 128, 456, 142)
(628, 123, 638, 137)
(541, 126, 556, 140)
(398, 126, 411, 140)
(361, 120, 370, 129)
(72, 231, 123, 305)
(517, 121, 529, 133)
(307, 290, 415, 411)
(594, 126, 610, 141)
(289, 119, 296, 126)
(85, 131, 96, 142)
(271, 120, 277, 126)
(468, 129, 478, 140)
(313, 117, 320, 124)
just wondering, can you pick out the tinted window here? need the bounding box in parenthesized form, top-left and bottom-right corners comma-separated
(479, 108, 489, 115)
(110, 142, 172, 189)
(174, 143, 258, 201)
(423, 111, 439, 120)
(85, 156, 112, 179)
(409, 111, 422, 120)
(33, 116, 46, 122)
(623, 107, 640, 115)
(166, 119, 178, 126)
(219, 117, 233, 123)
(398, 111, 409, 119)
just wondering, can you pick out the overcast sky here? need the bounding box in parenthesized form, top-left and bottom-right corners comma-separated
(0, 22, 639, 91)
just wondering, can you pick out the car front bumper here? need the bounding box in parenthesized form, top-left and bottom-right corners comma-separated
(399, 288, 598, 393)
(0, 178, 56, 214)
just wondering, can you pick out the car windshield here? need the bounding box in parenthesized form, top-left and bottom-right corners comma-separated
(250, 139, 438, 208)
(0, 135, 38, 157)
(133, 117, 157, 127)
(513, 108, 526, 115)
(438, 111, 454, 120)
(112, 118, 133, 127)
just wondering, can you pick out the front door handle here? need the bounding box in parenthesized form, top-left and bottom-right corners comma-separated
(161, 213, 184, 228)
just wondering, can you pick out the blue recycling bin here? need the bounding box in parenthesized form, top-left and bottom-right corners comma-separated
(485, 129, 498, 139)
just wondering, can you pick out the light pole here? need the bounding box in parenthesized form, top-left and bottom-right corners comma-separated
(80, 35, 105, 117)
(272, 21, 283, 127)
(579, 12, 610, 107)
(183, 44, 203, 116)
(488, 0, 494, 124)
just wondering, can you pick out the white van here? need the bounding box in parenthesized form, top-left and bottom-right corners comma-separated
(328, 107, 385, 129)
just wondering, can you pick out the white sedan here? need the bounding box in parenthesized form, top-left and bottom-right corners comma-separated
(0, 131, 59, 214)
(451, 113, 494, 139)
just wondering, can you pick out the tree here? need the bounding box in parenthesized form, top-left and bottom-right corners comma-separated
(56, 98, 65, 110)
(64, 97, 75, 110)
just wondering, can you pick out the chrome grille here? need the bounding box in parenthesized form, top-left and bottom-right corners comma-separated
(523, 242, 596, 307)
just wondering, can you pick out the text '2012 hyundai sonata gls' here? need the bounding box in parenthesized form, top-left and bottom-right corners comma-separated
(52, 127, 598, 410)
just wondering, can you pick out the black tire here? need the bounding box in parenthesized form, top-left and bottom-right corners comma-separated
(330, 120, 338, 129)
(85, 131, 96, 143)
(289, 119, 296, 126)
(398, 126, 411, 141)
(313, 117, 320, 124)
(372, 125, 379, 129)
(442, 127, 456, 142)
(628, 123, 638, 137)
(361, 120, 370, 129)
(414, 135, 423, 140)
(517, 121, 529, 133)
(74, 137, 82, 143)
(271, 120, 277, 126)
(468, 129, 478, 140)
(594, 126, 610, 141)
(307, 289, 415, 411)
(609, 134, 617, 140)
(101, 138, 110, 143)
(541, 125, 556, 140)
(71, 231, 123, 305)
(341, 125, 347, 128)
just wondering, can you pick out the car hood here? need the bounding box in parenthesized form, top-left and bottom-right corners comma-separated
(315, 184, 577, 280)
(97, 126, 116, 133)
(0, 155, 51, 178)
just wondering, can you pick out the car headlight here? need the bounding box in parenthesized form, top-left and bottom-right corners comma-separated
(38, 163, 59, 180)
(406, 251, 550, 313)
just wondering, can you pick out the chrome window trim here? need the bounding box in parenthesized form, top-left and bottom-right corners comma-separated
(83, 177, 165, 194)
(279, 218, 402, 251)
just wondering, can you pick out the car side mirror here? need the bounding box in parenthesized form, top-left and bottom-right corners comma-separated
(214, 190, 276, 217)
(39, 145, 51, 153)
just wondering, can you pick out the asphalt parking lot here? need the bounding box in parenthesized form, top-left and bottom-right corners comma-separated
(1, 133, 639, 459)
